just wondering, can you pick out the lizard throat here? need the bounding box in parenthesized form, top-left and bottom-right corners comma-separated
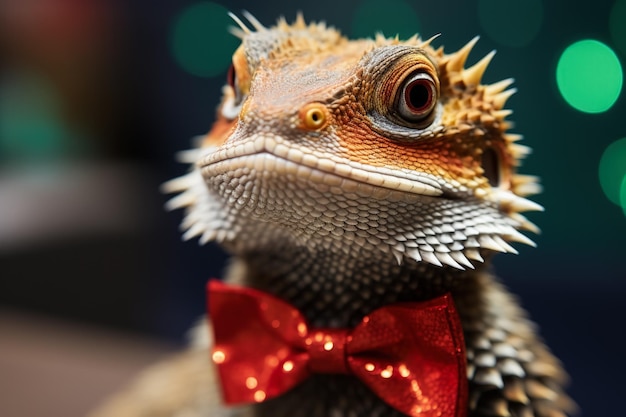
(236, 240, 484, 328)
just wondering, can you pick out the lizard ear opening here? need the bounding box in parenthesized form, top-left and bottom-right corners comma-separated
(481, 147, 501, 187)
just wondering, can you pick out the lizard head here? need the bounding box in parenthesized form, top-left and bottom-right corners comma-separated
(165, 13, 543, 270)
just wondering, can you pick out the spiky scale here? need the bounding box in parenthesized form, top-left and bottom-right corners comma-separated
(242, 10, 267, 31)
(228, 12, 251, 34)
(450, 251, 475, 269)
(475, 351, 497, 367)
(485, 78, 515, 95)
(421, 250, 444, 267)
(463, 50, 496, 86)
(493, 88, 518, 109)
(436, 251, 465, 269)
(476, 397, 511, 417)
(446, 35, 480, 72)
(498, 358, 526, 378)
(474, 368, 505, 389)
(503, 377, 530, 404)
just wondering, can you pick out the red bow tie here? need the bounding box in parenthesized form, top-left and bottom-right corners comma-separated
(207, 280, 467, 417)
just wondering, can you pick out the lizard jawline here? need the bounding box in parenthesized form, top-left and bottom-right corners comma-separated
(200, 151, 447, 200)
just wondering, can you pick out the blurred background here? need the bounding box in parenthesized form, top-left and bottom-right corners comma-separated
(0, 0, 624, 416)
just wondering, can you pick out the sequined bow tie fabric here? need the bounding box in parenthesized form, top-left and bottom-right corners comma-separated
(207, 280, 468, 417)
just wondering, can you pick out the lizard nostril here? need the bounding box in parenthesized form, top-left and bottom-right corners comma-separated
(299, 102, 329, 131)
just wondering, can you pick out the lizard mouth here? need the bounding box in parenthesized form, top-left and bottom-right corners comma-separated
(200, 136, 449, 198)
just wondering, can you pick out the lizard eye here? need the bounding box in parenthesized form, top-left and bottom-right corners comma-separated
(396, 72, 437, 123)
(367, 48, 441, 140)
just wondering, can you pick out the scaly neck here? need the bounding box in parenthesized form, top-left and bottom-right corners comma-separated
(235, 239, 485, 328)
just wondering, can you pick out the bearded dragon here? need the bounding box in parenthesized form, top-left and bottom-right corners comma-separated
(89, 13, 573, 417)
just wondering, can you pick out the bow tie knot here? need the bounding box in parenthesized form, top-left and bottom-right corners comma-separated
(305, 328, 350, 374)
(208, 280, 467, 417)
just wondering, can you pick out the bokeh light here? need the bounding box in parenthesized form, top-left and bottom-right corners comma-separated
(621, 176, 626, 217)
(0, 73, 79, 161)
(599, 137, 626, 207)
(478, 0, 543, 47)
(610, 0, 626, 56)
(556, 39, 623, 113)
(169, 2, 238, 78)
(351, 0, 420, 40)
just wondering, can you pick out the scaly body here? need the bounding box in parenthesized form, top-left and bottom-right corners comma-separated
(90, 14, 573, 417)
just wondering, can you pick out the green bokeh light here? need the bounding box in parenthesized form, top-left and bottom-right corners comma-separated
(556, 40, 623, 113)
(621, 176, 626, 217)
(170, 2, 238, 78)
(0, 73, 80, 161)
(478, 0, 543, 47)
(351, 0, 420, 40)
(599, 137, 626, 206)
(610, 0, 626, 56)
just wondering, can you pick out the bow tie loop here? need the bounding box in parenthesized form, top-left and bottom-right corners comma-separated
(208, 280, 467, 417)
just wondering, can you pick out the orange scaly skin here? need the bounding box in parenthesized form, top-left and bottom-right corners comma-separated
(89, 14, 574, 417)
